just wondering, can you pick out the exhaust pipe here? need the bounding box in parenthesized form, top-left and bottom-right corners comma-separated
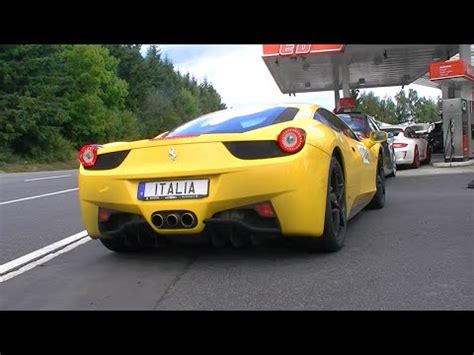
(181, 213, 196, 228)
(166, 214, 179, 227)
(151, 213, 164, 228)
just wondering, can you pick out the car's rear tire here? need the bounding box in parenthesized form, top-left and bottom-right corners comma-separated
(306, 156, 347, 252)
(101, 237, 146, 253)
(387, 158, 396, 177)
(209, 228, 230, 248)
(423, 144, 432, 164)
(100, 237, 133, 253)
(411, 145, 420, 169)
(99, 227, 149, 253)
(367, 154, 385, 210)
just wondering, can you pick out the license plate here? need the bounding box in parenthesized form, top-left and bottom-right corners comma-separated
(137, 179, 209, 201)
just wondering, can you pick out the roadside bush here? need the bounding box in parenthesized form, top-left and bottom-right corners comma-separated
(0, 146, 16, 163)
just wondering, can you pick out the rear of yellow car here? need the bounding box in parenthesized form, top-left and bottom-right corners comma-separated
(78, 104, 386, 252)
(79, 105, 335, 250)
(79, 133, 331, 235)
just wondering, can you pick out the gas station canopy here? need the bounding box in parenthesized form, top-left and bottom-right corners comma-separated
(262, 44, 460, 94)
(262, 44, 473, 162)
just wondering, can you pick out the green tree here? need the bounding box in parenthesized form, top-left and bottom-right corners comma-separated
(356, 91, 382, 118)
(394, 89, 412, 123)
(139, 87, 180, 137)
(174, 88, 201, 121)
(104, 45, 147, 112)
(413, 97, 439, 123)
(353, 88, 439, 125)
(0, 45, 73, 160)
(351, 89, 361, 106)
(107, 45, 226, 137)
(61, 45, 132, 146)
(379, 96, 398, 124)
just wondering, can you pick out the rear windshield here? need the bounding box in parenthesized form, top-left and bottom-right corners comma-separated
(165, 106, 299, 137)
(337, 114, 368, 133)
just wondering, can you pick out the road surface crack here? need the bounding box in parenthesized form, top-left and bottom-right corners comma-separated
(152, 255, 198, 309)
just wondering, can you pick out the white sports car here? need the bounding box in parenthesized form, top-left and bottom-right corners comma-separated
(382, 126, 431, 168)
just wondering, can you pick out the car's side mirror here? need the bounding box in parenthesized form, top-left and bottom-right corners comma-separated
(370, 131, 388, 142)
(363, 131, 387, 149)
(387, 132, 394, 139)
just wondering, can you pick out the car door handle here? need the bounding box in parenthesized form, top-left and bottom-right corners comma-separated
(352, 147, 355, 152)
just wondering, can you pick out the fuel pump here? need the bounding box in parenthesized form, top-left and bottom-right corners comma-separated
(444, 118, 455, 162)
(442, 98, 471, 162)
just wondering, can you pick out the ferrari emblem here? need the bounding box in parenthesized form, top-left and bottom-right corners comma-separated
(168, 148, 177, 161)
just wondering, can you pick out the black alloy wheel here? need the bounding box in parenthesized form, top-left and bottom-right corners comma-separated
(306, 156, 347, 252)
(367, 154, 385, 210)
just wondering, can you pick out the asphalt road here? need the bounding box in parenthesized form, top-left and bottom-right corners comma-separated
(0, 166, 472, 310)
(0, 170, 83, 264)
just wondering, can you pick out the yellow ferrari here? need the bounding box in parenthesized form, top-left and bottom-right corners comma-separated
(78, 103, 387, 252)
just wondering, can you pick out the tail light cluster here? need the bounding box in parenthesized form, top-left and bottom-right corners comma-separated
(392, 143, 408, 148)
(253, 201, 275, 218)
(277, 127, 306, 153)
(79, 144, 131, 170)
(79, 144, 101, 168)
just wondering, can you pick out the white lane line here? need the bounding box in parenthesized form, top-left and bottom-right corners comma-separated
(0, 187, 78, 206)
(24, 174, 72, 182)
(0, 230, 88, 276)
(0, 237, 92, 283)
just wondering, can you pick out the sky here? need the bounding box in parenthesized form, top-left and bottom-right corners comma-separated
(140, 45, 442, 111)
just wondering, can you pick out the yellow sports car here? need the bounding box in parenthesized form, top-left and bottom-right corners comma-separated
(78, 103, 387, 253)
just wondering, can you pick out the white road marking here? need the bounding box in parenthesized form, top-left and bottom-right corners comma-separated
(0, 230, 88, 277)
(24, 174, 72, 182)
(0, 187, 78, 206)
(0, 236, 92, 283)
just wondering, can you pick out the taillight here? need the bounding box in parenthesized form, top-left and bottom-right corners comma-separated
(79, 144, 99, 168)
(254, 202, 275, 218)
(98, 208, 112, 222)
(392, 143, 408, 148)
(277, 127, 306, 153)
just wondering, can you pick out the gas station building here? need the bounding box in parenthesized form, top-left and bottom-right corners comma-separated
(262, 44, 474, 162)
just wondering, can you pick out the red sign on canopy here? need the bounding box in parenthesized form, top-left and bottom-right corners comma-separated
(263, 44, 345, 58)
(429, 59, 474, 81)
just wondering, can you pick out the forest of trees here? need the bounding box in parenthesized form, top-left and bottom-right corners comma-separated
(0, 45, 226, 163)
(351, 88, 441, 125)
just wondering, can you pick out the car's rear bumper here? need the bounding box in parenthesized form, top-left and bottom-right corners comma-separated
(394, 148, 414, 165)
(79, 144, 330, 239)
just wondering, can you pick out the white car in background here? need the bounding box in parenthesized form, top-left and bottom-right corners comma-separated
(381, 126, 432, 168)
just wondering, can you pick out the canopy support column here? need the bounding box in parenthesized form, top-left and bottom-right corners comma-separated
(341, 60, 351, 98)
(333, 63, 340, 108)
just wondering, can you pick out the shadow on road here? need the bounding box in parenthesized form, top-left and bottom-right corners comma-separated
(95, 209, 372, 265)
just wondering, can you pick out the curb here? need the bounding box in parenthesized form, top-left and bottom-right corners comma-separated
(432, 160, 474, 168)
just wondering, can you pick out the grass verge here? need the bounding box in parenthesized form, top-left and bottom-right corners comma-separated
(0, 159, 79, 173)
